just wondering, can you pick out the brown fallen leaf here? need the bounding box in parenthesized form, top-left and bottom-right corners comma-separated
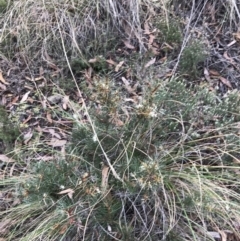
(11, 95, 19, 105)
(0, 82, 6, 90)
(204, 68, 211, 82)
(50, 69, 61, 77)
(163, 42, 174, 50)
(0, 154, 15, 163)
(25, 76, 44, 82)
(209, 69, 220, 76)
(35, 76, 45, 81)
(219, 76, 232, 88)
(46, 112, 53, 123)
(62, 95, 69, 110)
(48, 128, 61, 139)
(227, 39, 237, 47)
(58, 188, 74, 199)
(0, 71, 9, 85)
(20, 91, 31, 103)
(223, 51, 237, 67)
(123, 40, 135, 49)
(233, 31, 240, 41)
(115, 61, 124, 72)
(144, 21, 151, 35)
(47, 138, 67, 147)
(101, 164, 109, 192)
(81, 172, 90, 182)
(148, 34, 155, 45)
(144, 57, 156, 68)
(39, 66, 44, 76)
(22, 114, 32, 125)
(223, 51, 232, 61)
(88, 58, 97, 63)
(106, 59, 117, 66)
(0, 94, 7, 106)
(121, 77, 137, 94)
(217, 229, 227, 241)
(207, 231, 221, 240)
(59, 224, 69, 235)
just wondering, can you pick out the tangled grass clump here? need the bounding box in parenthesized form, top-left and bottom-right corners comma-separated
(0, 0, 149, 68)
(2, 77, 240, 240)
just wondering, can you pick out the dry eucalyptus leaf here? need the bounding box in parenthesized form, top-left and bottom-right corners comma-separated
(227, 40, 236, 47)
(88, 58, 97, 63)
(39, 66, 44, 76)
(144, 21, 151, 34)
(207, 231, 221, 240)
(101, 165, 109, 192)
(0, 155, 15, 163)
(46, 112, 53, 123)
(47, 138, 67, 147)
(58, 188, 74, 199)
(144, 58, 156, 68)
(62, 96, 69, 110)
(0, 82, 6, 90)
(106, 59, 117, 66)
(233, 31, 240, 41)
(20, 91, 31, 103)
(115, 61, 124, 72)
(121, 77, 137, 94)
(204, 68, 211, 82)
(48, 129, 61, 139)
(123, 40, 135, 49)
(0, 71, 9, 85)
(209, 69, 220, 76)
(148, 34, 155, 45)
(219, 76, 232, 88)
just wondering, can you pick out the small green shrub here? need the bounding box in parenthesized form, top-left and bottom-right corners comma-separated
(157, 18, 182, 45)
(0, 107, 20, 153)
(19, 160, 78, 205)
(2, 77, 240, 240)
(179, 40, 208, 78)
(68, 78, 240, 239)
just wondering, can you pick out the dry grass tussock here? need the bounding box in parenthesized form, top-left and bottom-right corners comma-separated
(0, 0, 152, 66)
